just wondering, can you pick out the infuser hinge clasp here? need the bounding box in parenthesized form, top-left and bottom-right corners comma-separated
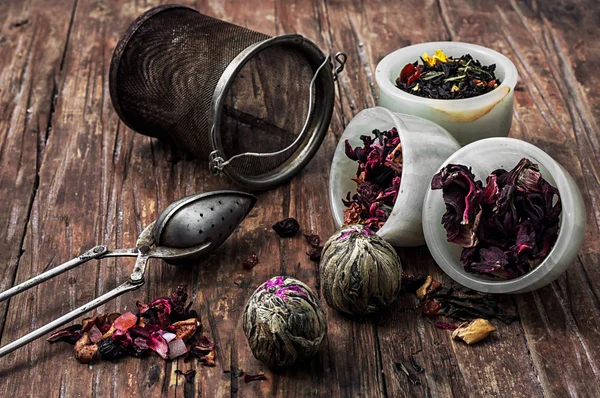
(333, 52, 347, 81)
(209, 150, 225, 176)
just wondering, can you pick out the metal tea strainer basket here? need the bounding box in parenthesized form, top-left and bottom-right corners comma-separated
(109, 4, 346, 190)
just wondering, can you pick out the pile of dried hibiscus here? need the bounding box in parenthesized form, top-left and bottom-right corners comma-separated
(432, 158, 562, 278)
(48, 284, 215, 365)
(342, 128, 402, 231)
(396, 50, 500, 99)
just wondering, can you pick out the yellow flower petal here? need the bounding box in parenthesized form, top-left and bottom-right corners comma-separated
(434, 49, 449, 63)
(412, 83, 419, 91)
(451, 84, 459, 92)
(422, 52, 436, 66)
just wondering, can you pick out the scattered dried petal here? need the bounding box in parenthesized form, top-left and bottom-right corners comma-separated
(306, 246, 323, 262)
(171, 318, 199, 341)
(168, 338, 188, 359)
(452, 318, 496, 344)
(434, 322, 458, 331)
(47, 325, 82, 344)
(420, 299, 441, 316)
(304, 234, 321, 248)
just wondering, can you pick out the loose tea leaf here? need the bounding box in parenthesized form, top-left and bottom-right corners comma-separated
(175, 369, 197, 383)
(396, 50, 501, 99)
(432, 158, 562, 278)
(342, 128, 402, 231)
(272, 218, 300, 237)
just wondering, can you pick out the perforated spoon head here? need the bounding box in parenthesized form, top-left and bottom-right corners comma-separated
(152, 191, 256, 264)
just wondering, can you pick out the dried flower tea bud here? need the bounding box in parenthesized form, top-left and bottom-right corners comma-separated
(243, 276, 327, 368)
(320, 224, 402, 315)
(272, 218, 300, 237)
(452, 318, 496, 344)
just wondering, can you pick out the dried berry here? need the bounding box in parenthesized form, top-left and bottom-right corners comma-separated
(242, 252, 259, 269)
(415, 275, 442, 300)
(452, 318, 496, 344)
(272, 217, 300, 237)
(97, 337, 126, 360)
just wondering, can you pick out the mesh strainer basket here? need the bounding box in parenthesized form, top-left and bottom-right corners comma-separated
(109, 4, 346, 190)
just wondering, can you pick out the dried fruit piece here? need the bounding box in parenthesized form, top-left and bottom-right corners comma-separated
(272, 218, 300, 237)
(451, 318, 496, 344)
(415, 275, 441, 300)
(171, 318, 199, 341)
(74, 333, 98, 364)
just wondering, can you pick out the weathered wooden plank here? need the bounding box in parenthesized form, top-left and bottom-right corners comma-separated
(0, 0, 76, 339)
(439, 0, 600, 396)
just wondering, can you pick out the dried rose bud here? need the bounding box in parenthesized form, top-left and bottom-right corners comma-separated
(74, 332, 98, 364)
(451, 318, 496, 344)
(416, 276, 442, 300)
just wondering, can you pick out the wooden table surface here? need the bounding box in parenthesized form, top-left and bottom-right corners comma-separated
(1, 0, 599, 397)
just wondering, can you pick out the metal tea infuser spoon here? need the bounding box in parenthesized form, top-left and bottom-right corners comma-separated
(0, 190, 256, 357)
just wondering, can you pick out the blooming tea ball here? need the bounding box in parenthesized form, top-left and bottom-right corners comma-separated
(243, 276, 327, 368)
(320, 224, 402, 315)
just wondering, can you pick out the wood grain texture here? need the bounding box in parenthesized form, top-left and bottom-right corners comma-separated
(0, 0, 599, 397)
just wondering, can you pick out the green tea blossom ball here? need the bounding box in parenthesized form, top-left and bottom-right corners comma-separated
(243, 276, 327, 368)
(320, 224, 402, 315)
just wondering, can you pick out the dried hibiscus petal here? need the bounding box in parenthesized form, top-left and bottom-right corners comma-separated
(306, 246, 323, 262)
(433, 158, 561, 279)
(431, 164, 483, 247)
(342, 128, 402, 232)
(272, 218, 300, 237)
(47, 325, 83, 344)
(434, 322, 458, 331)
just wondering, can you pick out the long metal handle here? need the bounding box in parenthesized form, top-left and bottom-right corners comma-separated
(0, 280, 142, 357)
(0, 245, 110, 303)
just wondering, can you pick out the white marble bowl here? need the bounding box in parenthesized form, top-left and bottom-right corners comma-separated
(376, 41, 518, 146)
(329, 107, 460, 247)
(422, 137, 586, 293)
